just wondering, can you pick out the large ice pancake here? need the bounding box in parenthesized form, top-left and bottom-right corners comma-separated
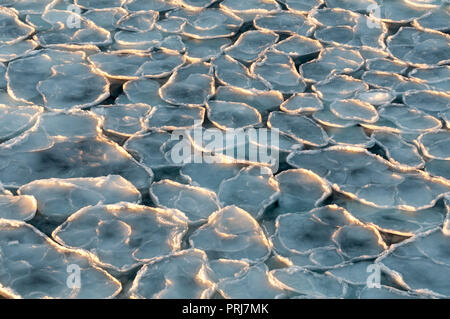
(275, 168, 331, 214)
(377, 228, 450, 298)
(280, 0, 322, 13)
(0, 194, 36, 221)
(0, 7, 34, 45)
(178, 0, 217, 10)
(180, 162, 244, 193)
(375, 0, 432, 23)
(130, 249, 215, 299)
(313, 107, 358, 129)
(0, 104, 42, 142)
(52, 202, 188, 272)
(125, 0, 177, 12)
(313, 9, 386, 49)
(36, 63, 110, 110)
(0, 0, 53, 14)
(150, 179, 220, 223)
(425, 159, 450, 181)
(82, 8, 128, 32)
(212, 54, 268, 91)
(224, 30, 279, 63)
(76, 0, 126, 10)
(326, 260, 377, 286)
(208, 258, 249, 282)
(0, 112, 153, 190)
(254, 11, 315, 35)
(251, 51, 306, 94)
(271, 266, 348, 298)
(7, 49, 86, 105)
(182, 126, 287, 171)
(124, 131, 181, 170)
(268, 111, 329, 147)
(362, 71, 429, 94)
(88, 52, 153, 80)
(183, 37, 231, 61)
(113, 29, 163, 51)
(312, 75, 368, 102)
(168, 7, 243, 39)
(367, 58, 408, 74)
(115, 10, 158, 32)
(358, 286, 421, 299)
(155, 16, 186, 33)
(334, 196, 446, 236)
(356, 89, 396, 106)
(35, 10, 111, 47)
(0, 39, 37, 63)
(287, 146, 450, 210)
(324, 0, 376, 12)
(206, 100, 261, 130)
(0, 219, 121, 299)
(311, 7, 360, 27)
(137, 50, 185, 78)
(218, 264, 286, 299)
(387, 27, 450, 66)
(413, 5, 450, 32)
(272, 205, 387, 267)
(18, 175, 141, 224)
(329, 99, 378, 123)
(145, 104, 205, 130)
(189, 206, 271, 263)
(220, 0, 281, 21)
(330, 18, 385, 50)
(409, 66, 450, 91)
(375, 104, 442, 133)
(92, 103, 151, 137)
(280, 93, 323, 114)
(123, 78, 166, 105)
(418, 130, 450, 160)
(218, 166, 279, 219)
(403, 90, 450, 113)
(300, 47, 364, 82)
(160, 62, 215, 107)
(372, 131, 424, 169)
(328, 126, 374, 148)
(274, 35, 322, 59)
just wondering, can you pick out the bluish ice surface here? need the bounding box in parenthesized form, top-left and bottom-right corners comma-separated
(0, 0, 449, 299)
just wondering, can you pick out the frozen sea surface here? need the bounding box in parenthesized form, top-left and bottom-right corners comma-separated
(0, 0, 449, 299)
